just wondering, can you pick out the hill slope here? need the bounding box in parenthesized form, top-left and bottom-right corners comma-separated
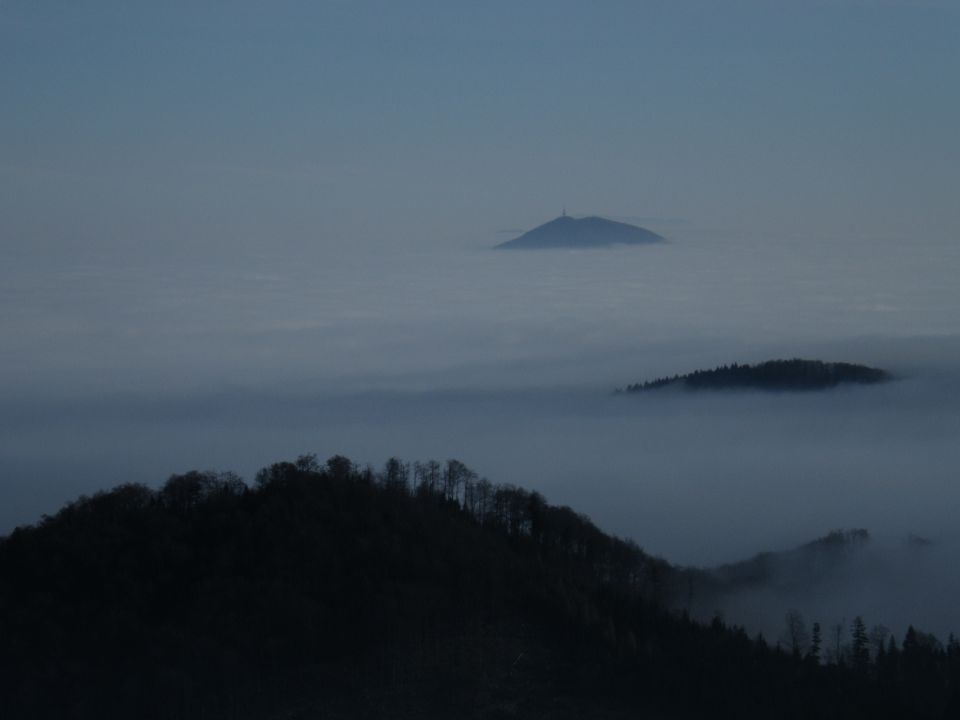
(0, 456, 954, 719)
(497, 215, 664, 249)
(671, 530, 873, 616)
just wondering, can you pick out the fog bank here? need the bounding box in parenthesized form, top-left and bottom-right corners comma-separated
(2, 229, 959, 638)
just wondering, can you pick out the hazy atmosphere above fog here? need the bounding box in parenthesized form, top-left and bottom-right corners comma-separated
(3, 0, 959, 259)
(3, 1, 960, 639)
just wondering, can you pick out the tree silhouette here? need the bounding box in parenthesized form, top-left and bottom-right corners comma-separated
(809, 621, 822, 664)
(851, 616, 870, 672)
(782, 609, 809, 657)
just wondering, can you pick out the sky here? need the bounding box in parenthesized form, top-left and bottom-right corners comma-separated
(2, 0, 959, 262)
(3, 1, 960, 636)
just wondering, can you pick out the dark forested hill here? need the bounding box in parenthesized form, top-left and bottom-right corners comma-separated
(623, 359, 891, 393)
(0, 456, 956, 719)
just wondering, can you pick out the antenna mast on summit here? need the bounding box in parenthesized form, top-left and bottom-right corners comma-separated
(562, 204, 566, 217)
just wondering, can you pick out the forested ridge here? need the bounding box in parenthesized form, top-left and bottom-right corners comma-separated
(675, 529, 873, 600)
(623, 359, 890, 393)
(1, 455, 957, 719)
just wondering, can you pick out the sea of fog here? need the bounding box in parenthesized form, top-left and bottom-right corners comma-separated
(2, 227, 959, 639)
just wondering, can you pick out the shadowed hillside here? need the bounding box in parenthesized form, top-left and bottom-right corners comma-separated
(1, 456, 957, 719)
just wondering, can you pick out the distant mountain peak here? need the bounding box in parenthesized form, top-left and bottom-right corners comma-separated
(496, 214, 664, 249)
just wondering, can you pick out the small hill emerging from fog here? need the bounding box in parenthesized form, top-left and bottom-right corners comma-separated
(623, 359, 890, 393)
(496, 215, 664, 249)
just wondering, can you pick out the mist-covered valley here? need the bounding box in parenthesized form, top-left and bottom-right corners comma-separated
(7, 2, 960, 715)
(3, 227, 960, 645)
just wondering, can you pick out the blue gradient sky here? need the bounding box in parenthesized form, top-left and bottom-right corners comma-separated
(3, 1, 958, 259)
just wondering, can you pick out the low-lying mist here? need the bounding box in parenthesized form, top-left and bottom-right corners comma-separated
(681, 531, 960, 649)
(2, 229, 959, 642)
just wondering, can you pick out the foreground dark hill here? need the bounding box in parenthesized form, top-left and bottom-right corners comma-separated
(1, 456, 958, 719)
(623, 359, 891, 393)
(497, 215, 664, 249)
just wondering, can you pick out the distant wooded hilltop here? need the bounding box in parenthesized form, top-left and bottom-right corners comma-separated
(621, 359, 891, 393)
